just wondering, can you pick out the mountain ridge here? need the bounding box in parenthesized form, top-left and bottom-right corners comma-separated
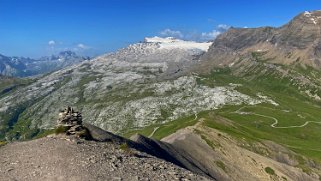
(0, 51, 90, 77)
(0, 133, 210, 181)
(200, 10, 321, 70)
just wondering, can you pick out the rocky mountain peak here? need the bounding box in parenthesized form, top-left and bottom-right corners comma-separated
(0, 51, 90, 77)
(58, 50, 77, 57)
(275, 10, 321, 49)
(41, 51, 86, 61)
(301, 10, 321, 25)
(201, 10, 321, 68)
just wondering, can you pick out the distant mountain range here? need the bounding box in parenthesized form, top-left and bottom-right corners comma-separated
(0, 51, 90, 77)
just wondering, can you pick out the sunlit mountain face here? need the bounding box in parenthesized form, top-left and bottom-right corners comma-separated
(1, 1, 321, 180)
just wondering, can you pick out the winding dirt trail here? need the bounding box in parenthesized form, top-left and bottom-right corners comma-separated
(148, 127, 160, 138)
(194, 113, 198, 120)
(234, 106, 321, 129)
(149, 112, 200, 138)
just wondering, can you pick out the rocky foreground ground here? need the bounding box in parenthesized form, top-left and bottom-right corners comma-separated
(0, 135, 210, 181)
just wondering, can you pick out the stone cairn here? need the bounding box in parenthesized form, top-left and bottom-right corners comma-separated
(57, 106, 85, 135)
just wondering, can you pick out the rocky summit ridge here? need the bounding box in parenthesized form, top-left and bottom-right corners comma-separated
(200, 10, 321, 70)
(0, 136, 209, 181)
(0, 107, 210, 181)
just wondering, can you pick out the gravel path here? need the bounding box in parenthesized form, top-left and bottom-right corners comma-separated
(0, 135, 209, 181)
(234, 106, 321, 129)
(148, 127, 160, 138)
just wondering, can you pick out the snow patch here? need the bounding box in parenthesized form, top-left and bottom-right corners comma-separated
(145, 36, 212, 52)
(145, 36, 178, 43)
(303, 11, 318, 24)
(304, 11, 312, 17)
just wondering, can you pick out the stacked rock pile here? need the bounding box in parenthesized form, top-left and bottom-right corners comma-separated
(57, 106, 85, 135)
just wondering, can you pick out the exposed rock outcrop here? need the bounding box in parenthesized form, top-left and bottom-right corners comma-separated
(200, 10, 321, 70)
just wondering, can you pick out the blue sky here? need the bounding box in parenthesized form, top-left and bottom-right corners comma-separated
(0, 0, 320, 58)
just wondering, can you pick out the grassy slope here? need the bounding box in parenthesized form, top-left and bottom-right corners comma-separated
(0, 76, 35, 140)
(201, 68, 321, 161)
(124, 113, 198, 140)
(125, 65, 321, 168)
(0, 76, 33, 98)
